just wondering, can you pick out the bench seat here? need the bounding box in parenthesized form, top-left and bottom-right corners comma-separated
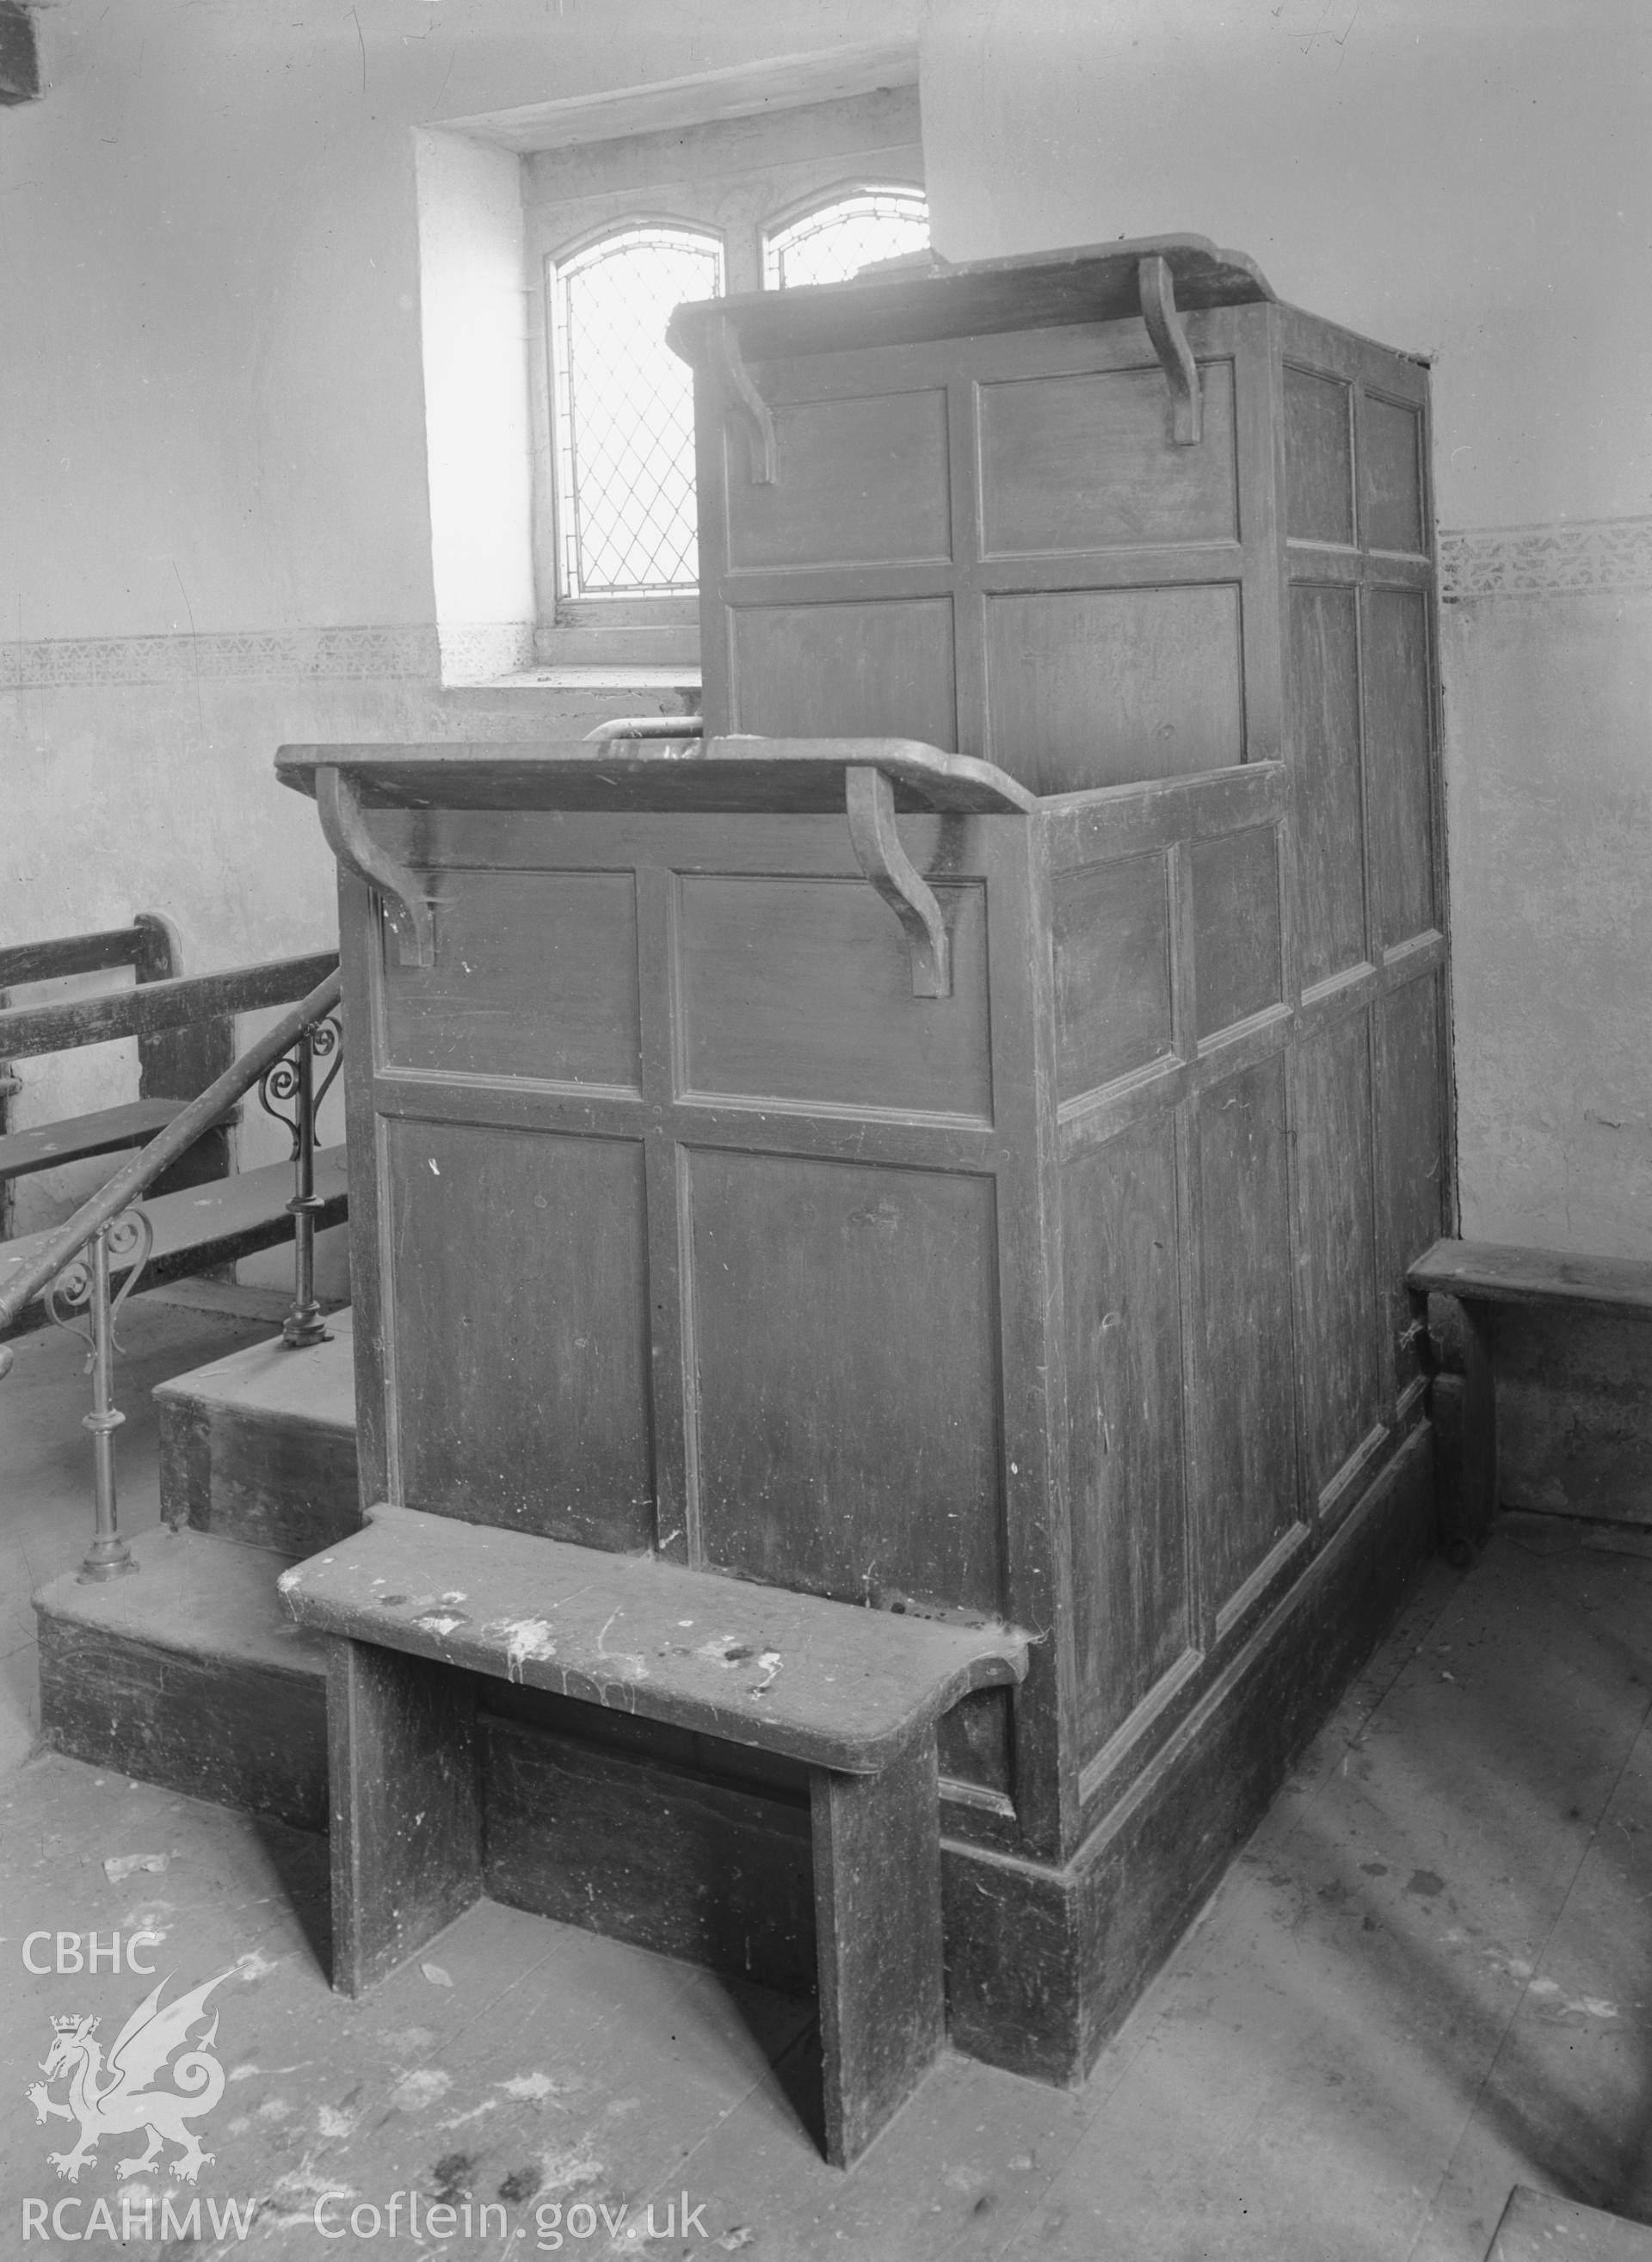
(1409, 1237, 1652, 1562)
(1408, 1238, 1652, 1322)
(0, 1098, 188, 1183)
(280, 1503, 1031, 2166)
(0, 1146, 347, 1339)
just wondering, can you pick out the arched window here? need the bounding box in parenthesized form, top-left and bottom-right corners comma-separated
(552, 224, 723, 600)
(762, 186, 929, 292)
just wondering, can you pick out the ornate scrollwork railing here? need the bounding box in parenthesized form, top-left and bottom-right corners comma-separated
(0, 969, 342, 1581)
(258, 1009, 343, 1348)
(45, 1208, 155, 1581)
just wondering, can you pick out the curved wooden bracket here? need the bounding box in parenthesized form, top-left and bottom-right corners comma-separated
(315, 766, 435, 971)
(707, 314, 777, 486)
(845, 766, 951, 1000)
(1137, 254, 1202, 447)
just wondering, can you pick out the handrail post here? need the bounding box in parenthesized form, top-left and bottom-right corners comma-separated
(260, 1009, 342, 1350)
(46, 1208, 153, 1582)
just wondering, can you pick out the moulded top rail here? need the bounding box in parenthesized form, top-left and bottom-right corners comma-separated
(274, 737, 1291, 825)
(274, 736, 1039, 817)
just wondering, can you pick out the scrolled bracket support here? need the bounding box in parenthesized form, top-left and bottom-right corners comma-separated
(708, 314, 777, 486)
(1137, 254, 1202, 447)
(845, 765, 952, 1001)
(315, 765, 435, 970)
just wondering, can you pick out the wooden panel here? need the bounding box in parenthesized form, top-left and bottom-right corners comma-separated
(983, 584, 1244, 796)
(728, 597, 956, 747)
(688, 1150, 1003, 1612)
(1191, 825, 1281, 1038)
(1195, 1054, 1298, 1604)
(327, 1637, 482, 1997)
(977, 361, 1237, 555)
(1365, 588, 1435, 947)
(385, 1119, 655, 1548)
(1052, 855, 1174, 1103)
(1365, 395, 1425, 552)
(1063, 1119, 1189, 1759)
(1289, 583, 1369, 987)
(1284, 367, 1353, 545)
(1294, 1011, 1381, 1502)
(677, 872, 991, 1119)
(727, 387, 951, 572)
(481, 1713, 817, 1997)
(1378, 972, 1447, 1397)
(383, 869, 640, 1089)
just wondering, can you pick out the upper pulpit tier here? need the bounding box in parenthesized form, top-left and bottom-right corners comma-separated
(667, 231, 1434, 805)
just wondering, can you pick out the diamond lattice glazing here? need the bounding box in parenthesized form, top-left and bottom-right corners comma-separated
(556, 229, 722, 595)
(764, 189, 930, 291)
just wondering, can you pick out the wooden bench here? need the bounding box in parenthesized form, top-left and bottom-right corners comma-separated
(1409, 1238, 1652, 1559)
(1, 916, 217, 1234)
(279, 1504, 1031, 2167)
(0, 929, 339, 1330)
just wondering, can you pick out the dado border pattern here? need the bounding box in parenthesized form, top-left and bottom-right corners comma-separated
(1439, 515, 1652, 602)
(5, 523, 1651, 690)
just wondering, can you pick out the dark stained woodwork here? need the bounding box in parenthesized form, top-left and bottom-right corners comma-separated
(0, 1098, 185, 1182)
(944, 1424, 1434, 2084)
(1364, 395, 1427, 554)
(1190, 823, 1282, 1037)
(0, 924, 151, 988)
(280, 1504, 1030, 1772)
(811, 1731, 946, 2166)
(0, 949, 338, 1060)
(983, 582, 1246, 794)
(977, 359, 1238, 553)
(0, 1148, 348, 1339)
(284, 238, 1447, 2086)
(481, 1713, 817, 1996)
(285, 1502, 1026, 2162)
(1284, 366, 1354, 545)
(1426, 1290, 1497, 1565)
(1407, 1238, 1652, 1320)
(1288, 582, 1369, 988)
(1409, 1237, 1652, 1557)
(1063, 1117, 1189, 1763)
(326, 1636, 482, 1996)
(1294, 1012, 1383, 1511)
(383, 1119, 656, 1548)
(1194, 1054, 1299, 1610)
(1365, 588, 1437, 951)
(34, 1525, 330, 1834)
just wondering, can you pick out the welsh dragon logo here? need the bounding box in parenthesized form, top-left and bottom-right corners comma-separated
(27, 1969, 232, 2185)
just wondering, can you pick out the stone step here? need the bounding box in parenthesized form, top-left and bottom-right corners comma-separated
(34, 1524, 329, 1832)
(155, 1306, 360, 1554)
(34, 1519, 819, 1999)
(1487, 2185, 1652, 2260)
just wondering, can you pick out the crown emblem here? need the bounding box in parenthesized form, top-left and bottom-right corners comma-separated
(52, 2014, 96, 2034)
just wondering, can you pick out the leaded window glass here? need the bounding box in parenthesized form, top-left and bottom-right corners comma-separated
(762, 186, 930, 291)
(552, 225, 723, 600)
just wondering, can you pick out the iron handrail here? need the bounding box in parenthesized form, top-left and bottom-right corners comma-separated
(0, 968, 342, 1379)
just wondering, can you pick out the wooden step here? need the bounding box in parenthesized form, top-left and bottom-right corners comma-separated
(156, 1307, 360, 1553)
(0, 1144, 347, 1338)
(0, 1097, 188, 1182)
(34, 1524, 330, 1832)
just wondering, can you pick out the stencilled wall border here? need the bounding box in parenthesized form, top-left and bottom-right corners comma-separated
(1439, 515, 1652, 602)
(5, 521, 1652, 688)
